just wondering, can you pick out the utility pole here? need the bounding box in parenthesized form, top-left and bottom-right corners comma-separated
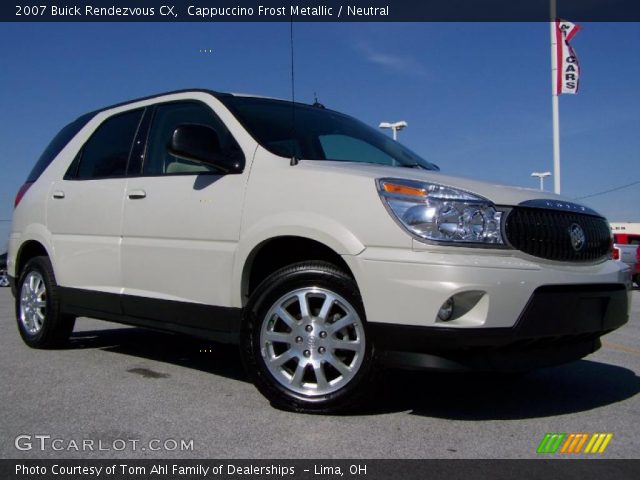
(550, 0, 561, 194)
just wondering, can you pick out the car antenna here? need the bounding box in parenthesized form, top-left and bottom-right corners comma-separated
(289, 18, 299, 166)
(312, 92, 325, 109)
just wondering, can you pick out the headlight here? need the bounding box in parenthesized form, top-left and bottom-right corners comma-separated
(377, 178, 504, 245)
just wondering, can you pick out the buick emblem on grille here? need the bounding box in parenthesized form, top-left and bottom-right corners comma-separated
(568, 223, 586, 252)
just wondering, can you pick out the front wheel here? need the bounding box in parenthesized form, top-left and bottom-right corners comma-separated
(241, 262, 377, 413)
(15, 256, 75, 348)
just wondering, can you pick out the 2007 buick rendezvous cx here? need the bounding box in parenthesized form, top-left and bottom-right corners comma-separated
(7, 90, 631, 412)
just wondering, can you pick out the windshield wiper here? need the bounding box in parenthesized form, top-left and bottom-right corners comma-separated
(400, 162, 428, 170)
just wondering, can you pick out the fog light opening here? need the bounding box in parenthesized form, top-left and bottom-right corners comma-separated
(437, 297, 455, 321)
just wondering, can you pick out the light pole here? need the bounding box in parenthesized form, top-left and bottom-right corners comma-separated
(379, 121, 408, 141)
(531, 171, 552, 191)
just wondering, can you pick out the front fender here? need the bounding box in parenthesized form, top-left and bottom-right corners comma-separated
(230, 212, 365, 307)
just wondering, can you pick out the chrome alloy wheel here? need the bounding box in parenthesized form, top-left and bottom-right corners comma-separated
(19, 271, 47, 335)
(260, 287, 365, 396)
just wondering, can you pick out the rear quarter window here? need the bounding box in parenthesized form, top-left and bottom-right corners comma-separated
(27, 113, 94, 182)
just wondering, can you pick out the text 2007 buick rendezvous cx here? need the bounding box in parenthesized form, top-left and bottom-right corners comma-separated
(7, 90, 631, 412)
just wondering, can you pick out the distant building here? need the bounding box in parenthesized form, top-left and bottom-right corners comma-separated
(610, 222, 640, 235)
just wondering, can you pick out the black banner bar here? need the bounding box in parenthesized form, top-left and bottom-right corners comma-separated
(2, 459, 640, 480)
(3, 0, 640, 22)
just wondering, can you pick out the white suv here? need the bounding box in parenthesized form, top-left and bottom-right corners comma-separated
(7, 90, 631, 413)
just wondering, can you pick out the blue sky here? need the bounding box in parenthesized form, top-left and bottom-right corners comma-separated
(0, 22, 639, 249)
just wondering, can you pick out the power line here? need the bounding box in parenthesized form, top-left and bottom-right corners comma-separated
(574, 180, 640, 200)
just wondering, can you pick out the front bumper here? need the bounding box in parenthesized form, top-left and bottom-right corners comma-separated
(344, 248, 631, 371)
(369, 284, 628, 371)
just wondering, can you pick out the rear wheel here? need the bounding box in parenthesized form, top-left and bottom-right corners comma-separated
(242, 261, 377, 413)
(16, 256, 75, 348)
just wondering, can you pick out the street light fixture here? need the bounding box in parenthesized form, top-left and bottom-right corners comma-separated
(531, 171, 552, 191)
(379, 121, 408, 141)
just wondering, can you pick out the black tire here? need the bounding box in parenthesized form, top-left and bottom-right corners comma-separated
(15, 256, 75, 348)
(241, 261, 378, 414)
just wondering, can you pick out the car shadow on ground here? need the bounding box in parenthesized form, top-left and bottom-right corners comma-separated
(69, 326, 248, 383)
(69, 326, 640, 419)
(371, 361, 640, 419)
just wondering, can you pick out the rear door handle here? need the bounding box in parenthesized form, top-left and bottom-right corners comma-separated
(52, 190, 65, 199)
(127, 190, 146, 200)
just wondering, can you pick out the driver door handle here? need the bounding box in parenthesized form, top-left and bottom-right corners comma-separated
(127, 190, 147, 200)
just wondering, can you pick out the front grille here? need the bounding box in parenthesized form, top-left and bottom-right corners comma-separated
(505, 207, 611, 262)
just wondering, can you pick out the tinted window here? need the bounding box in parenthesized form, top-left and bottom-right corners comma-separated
(76, 109, 143, 179)
(319, 134, 393, 165)
(27, 113, 94, 182)
(221, 96, 438, 170)
(143, 102, 242, 175)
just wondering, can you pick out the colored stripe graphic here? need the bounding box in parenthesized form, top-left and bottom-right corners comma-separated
(560, 434, 575, 453)
(537, 433, 566, 454)
(560, 433, 589, 453)
(584, 433, 613, 454)
(538, 433, 612, 454)
(573, 433, 590, 453)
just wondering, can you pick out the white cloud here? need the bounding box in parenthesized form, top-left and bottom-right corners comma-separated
(355, 41, 429, 77)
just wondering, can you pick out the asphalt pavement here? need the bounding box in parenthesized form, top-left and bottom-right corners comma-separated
(0, 286, 638, 459)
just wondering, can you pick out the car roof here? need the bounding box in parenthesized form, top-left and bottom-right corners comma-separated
(85, 88, 229, 117)
(86, 89, 314, 118)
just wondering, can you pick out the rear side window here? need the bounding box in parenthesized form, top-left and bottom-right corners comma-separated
(75, 109, 144, 180)
(27, 113, 94, 183)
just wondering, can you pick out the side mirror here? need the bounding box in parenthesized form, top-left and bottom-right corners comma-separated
(169, 124, 243, 174)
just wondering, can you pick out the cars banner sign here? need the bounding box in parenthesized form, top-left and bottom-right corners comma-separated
(555, 19, 581, 94)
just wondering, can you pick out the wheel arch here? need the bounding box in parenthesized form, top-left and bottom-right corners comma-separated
(239, 236, 359, 307)
(15, 240, 51, 279)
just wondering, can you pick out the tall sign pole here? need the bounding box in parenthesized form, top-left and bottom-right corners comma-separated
(550, 0, 561, 194)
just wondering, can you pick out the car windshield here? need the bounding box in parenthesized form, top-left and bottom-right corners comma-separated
(221, 96, 439, 170)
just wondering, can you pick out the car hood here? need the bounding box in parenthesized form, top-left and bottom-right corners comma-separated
(299, 161, 596, 212)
